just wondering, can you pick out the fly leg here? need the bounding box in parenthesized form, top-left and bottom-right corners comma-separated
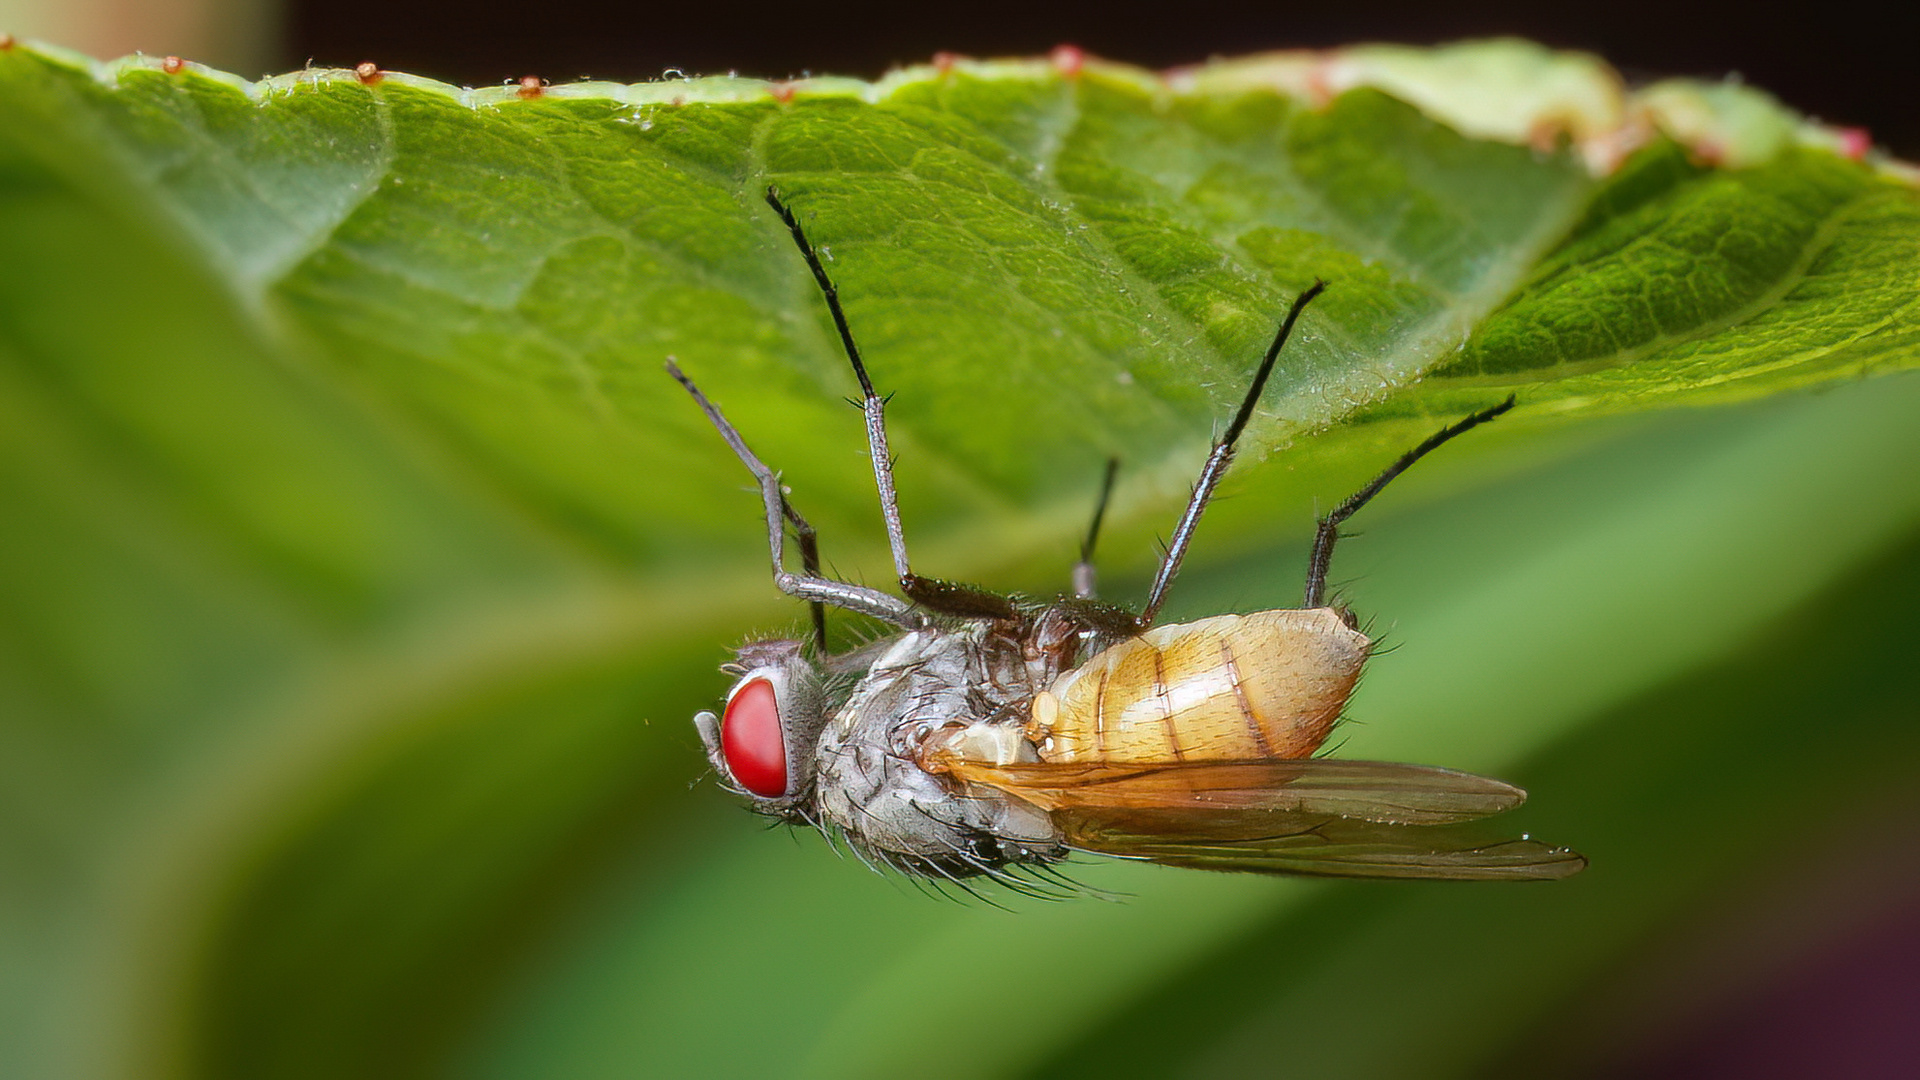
(766, 186, 1019, 622)
(667, 358, 923, 631)
(1027, 459, 1131, 676)
(781, 499, 830, 651)
(1137, 281, 1326, 627)
(1072, 458, 1120, 598)
(1302, 395, 1515, 609)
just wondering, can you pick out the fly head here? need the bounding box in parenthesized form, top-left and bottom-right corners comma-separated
(694, 637, 831, 819)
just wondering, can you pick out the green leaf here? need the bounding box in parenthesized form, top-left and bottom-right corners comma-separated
(0, 36, 1915, 1080)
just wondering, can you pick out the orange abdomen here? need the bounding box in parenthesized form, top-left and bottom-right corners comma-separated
(1029, 608, 1371, 763)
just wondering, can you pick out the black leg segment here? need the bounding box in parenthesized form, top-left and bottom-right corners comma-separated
(1073, 458, 1120, 599)
(765, 187, 1026, 624)
(764, 187, 918, 589)
(780, 499, 830, 650)
(1302, 395, 1516, 609)
(1138, 281, 1327, 626)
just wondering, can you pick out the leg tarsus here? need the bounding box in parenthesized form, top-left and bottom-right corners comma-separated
(1139, 281, 1326, 626)
(1073, 458, 1120, 599)
(780, 499, 830, 651)
(764, 187, 917, 586)
(667, 357, 923, 630)
(1302, 394, 1516, 609)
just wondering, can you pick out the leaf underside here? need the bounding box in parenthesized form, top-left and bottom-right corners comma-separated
(0, 38, 1916, 1080)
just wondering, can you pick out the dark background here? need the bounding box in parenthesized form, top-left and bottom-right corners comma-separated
(283, 0, 1916, 158)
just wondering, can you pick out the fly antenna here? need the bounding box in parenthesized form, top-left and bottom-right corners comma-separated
(1138, 281, 1326, 626)
(1302, 395, 1516, 608)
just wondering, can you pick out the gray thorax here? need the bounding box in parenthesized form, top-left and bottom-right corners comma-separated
(813, 624, 1064, 872)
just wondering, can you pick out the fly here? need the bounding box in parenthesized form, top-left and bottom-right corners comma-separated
(666, 186, 1585, 889)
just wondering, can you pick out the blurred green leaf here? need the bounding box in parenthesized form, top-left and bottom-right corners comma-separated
(1033, 527, 1920, 1080)
(0, 37, 1915, 1080)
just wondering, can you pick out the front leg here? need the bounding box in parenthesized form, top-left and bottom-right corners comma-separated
(666, 358, 923, 630)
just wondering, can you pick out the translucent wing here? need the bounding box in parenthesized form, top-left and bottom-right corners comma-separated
(1061, 807, 1586, 881)
(932, 755, 1586, 882)
(933, 756, 1529, 825)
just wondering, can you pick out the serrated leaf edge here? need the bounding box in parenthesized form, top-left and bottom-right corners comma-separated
(6, 36, 1911, 184)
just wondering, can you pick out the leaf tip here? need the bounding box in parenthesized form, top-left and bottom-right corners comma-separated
(354, 61, 382, 86)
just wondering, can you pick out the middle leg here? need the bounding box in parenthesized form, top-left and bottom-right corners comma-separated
(765, 186, 1018, 622)
(1073, 458, 1120, 599)
(1137, 280, 1326, 626)
(1301, 395, 1515, 609)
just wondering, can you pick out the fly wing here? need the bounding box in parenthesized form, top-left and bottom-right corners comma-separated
(935, 756, 1528, 825)
(1064, 810, 1586, 881)
(932, 755, 1586, 881)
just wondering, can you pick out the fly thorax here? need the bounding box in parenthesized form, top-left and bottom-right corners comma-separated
(813, 624, 1063, 867)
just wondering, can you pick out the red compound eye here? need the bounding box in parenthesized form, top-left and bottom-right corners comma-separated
(721, 678, 787, 797)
